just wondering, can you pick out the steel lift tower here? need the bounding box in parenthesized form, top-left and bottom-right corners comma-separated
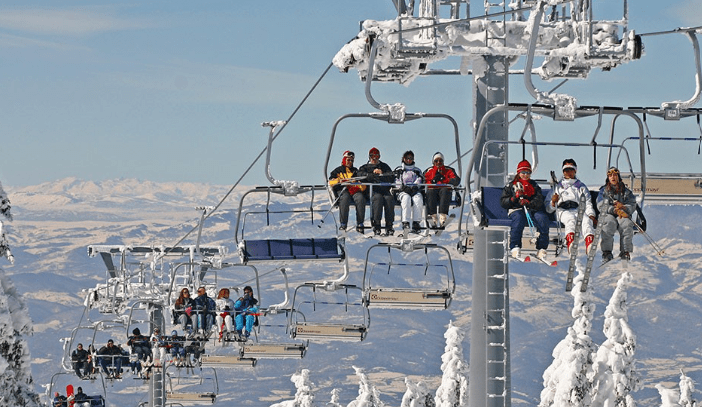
(333, 1, 642, 406)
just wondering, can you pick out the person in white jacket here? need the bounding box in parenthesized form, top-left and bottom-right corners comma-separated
(215, 288, 236, 340)
(546, 159, 597, 254)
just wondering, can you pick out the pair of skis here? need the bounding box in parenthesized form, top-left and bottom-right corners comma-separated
(566, 205, 606, 292)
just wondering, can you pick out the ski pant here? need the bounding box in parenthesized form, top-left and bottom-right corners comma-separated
(216, 313, 233, 333)
(600, 214, 634, 253)
(235, 314, 256, 334)
(557, 208, 595, 237)
(370, 191, 395, 228)
(73, 361, 89, 377)
(196, 312, 214, 332)
(397, 191, 424, 224)
(131, 345, 150, 361)
(426, 187, 452, 216)
(508, 209, 550, 250)
(99, 356, 122, 375)
(338, 190, 366, 227)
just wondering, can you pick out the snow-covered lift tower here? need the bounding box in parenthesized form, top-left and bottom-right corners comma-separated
(333, 1, 642, 406)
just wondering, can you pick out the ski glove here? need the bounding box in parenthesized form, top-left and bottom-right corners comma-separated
(519, 198, 530, 207)
(432, 173, 445, 184)
(589, 215, 598, 227)
(550, 193, 559, 206)
(615, 208, 629, 218)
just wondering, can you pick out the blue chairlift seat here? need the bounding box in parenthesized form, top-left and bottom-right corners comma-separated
(242, 238, 344, 263)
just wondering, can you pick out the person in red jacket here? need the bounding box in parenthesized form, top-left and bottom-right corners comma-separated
(423, 152, 460, 228)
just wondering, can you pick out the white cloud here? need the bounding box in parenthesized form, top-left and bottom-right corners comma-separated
(0, 7, 153, 36)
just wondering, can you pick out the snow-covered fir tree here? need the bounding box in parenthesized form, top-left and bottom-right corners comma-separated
(678, 370, 696, 407)
(539, 264, 597, 407)
(0, 268, 40, 406)
(401, 377, 435, 407)
(0, 181, 13, 264)
(434, 321, 468, 407)
(590, 271, 640, 407)
(347, 366, 384, 407)
(270, 369, 316, 407)
(328, 388, 343, 407)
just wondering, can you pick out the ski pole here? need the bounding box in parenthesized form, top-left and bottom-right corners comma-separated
(633, 221, 665, 256)
(524, 206, 537, 244)
(318, 186, 346, 228)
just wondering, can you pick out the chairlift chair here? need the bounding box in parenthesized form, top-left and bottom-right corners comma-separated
(288, 283, 369, 342)
(459, 103, 646, 255)
(362, 242, 455, 310)
(48, 371, 107, 407)
(165, 366, 218, 405)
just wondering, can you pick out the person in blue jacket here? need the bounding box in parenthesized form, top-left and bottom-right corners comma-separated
(193, 287, 216, 335)
(234, 286, 259, 340)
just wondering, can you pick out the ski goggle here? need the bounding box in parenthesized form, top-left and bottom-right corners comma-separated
(343, 151, 355, 159)
(607, 168, 620, 176)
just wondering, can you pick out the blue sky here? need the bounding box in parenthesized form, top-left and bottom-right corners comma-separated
(1, 1, 701, 188)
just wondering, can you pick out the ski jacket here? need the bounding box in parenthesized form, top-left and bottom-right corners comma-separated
(328, 165, 367, 197)
(393, 163, 424, 196)
(359, 161, 394, 194)
(72, 348, 89, 363)
(597, 182, 636, 217)
(74, 391, 89, 403)
(546, 178, 595, 217)
(127, 334, 151, 350)
(173, 297, 194, 319)
(97, 344, 122, 357)
(216, 297, 235, 315)
(423, 165, 460, 189)
(194, 294, 216, 316)
(234, 295, 259, 315)
(500, 178, 546, 216)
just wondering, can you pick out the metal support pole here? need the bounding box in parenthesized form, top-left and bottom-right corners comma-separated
(469, 55, 512, 407)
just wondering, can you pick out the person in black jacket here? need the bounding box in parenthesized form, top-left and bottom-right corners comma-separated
(500, 160, 550, 261)
(97, 339, 123, 378)
(359, 147, 396, 235)
(71, 343, 90, 378)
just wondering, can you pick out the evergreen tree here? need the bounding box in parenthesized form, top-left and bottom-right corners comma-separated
(539, 263, 597, 407)
(270, 369, 316, 407)
(678, 370, 696, 407)
(347, 366, 384, 407)
(401, 377, 435, 407)
(590, 272, 640, 407)
(0, 268, 40, 406)
(0, 181, 13, 264)
(434, 321, 468, 407)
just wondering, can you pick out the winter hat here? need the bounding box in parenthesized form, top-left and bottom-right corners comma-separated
(171, 330, 178, 336)
(432, 152, 444, 163)
(369, 147, 380, 157)
(516, 160, 532, 173)
(107, 339, 114, 344)
(342, 150, 355, 166)
(562, 158, 577, 171)
(133, 328, 141, 335)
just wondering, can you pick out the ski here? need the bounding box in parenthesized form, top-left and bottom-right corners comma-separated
(511, 255, 532, 263)
(533, 256, 558, 267)
(581, 211, 607, 292)
(565, 194, 588, 291)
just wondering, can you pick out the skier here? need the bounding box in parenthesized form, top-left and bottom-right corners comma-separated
(215, 288, 236, 340)
(71, 343, 90, 379)
(97, 339, 123, 379)
(359, 147, 395, 235)
(597, 167, 636, 261)
(546, 158, 597, 254)
(423, 152, 460, 228)
(234, 286, 259, 340)
(500, 160, 550, 261)
(328, 150, 367, 233)
(193, 287, 216, 334)
(173, 288, 194, 330)
(393, 150, 425, 234)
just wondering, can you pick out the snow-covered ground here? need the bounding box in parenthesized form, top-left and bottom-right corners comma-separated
(3, 178, 702, 406)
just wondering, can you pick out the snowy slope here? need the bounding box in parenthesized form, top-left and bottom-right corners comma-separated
(3, 178, 702, 406)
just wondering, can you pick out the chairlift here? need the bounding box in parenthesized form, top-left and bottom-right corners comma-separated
(165, 366, 218, 405)
(460, 103, 646, 254)
(47, 371, 107, 407)
(237, 268, 308, 359)
(361, 242, 455, 310)
(288, 283, 369, 342)
(62, 320, 128, 376)
(321, 104, 465, 238)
